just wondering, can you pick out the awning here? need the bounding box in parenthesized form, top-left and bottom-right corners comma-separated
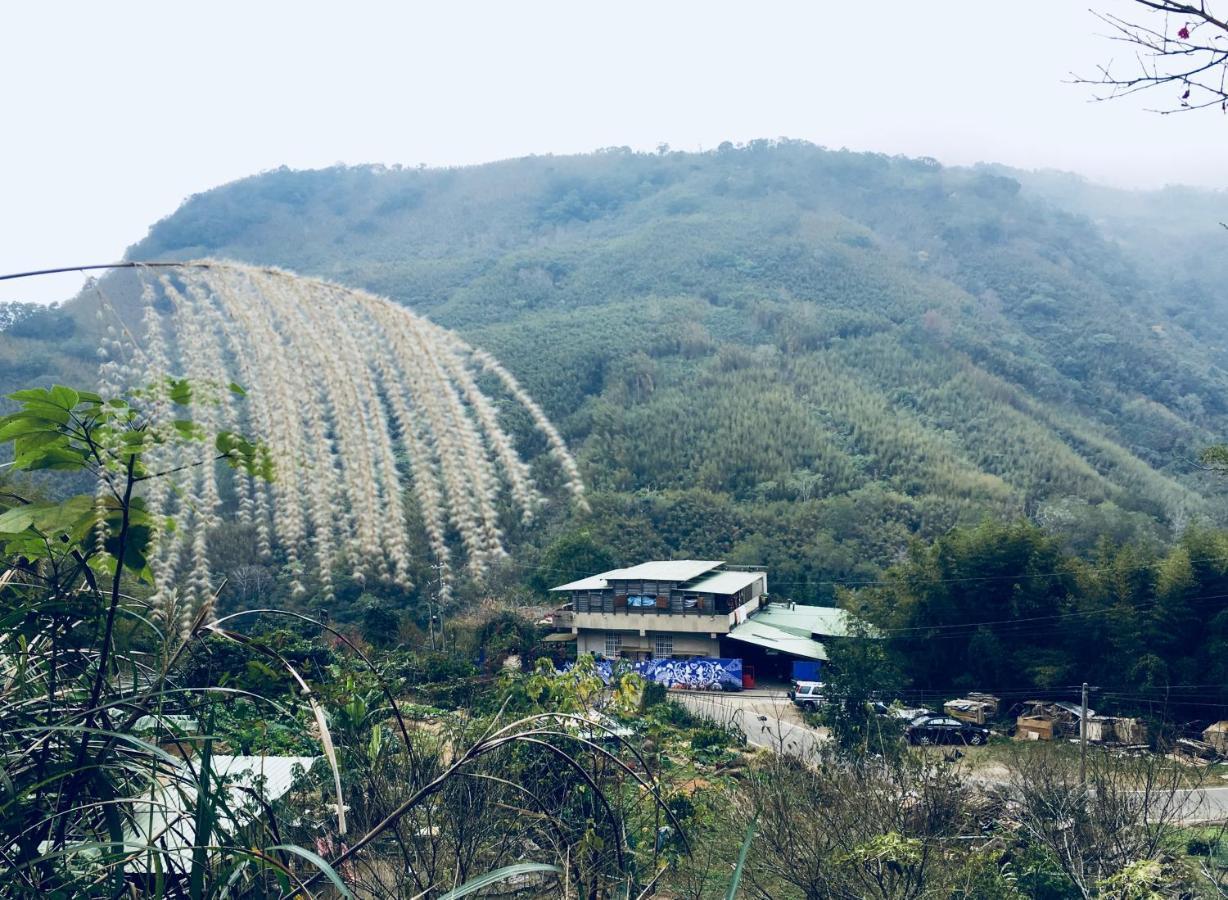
(541, 632, 577, 643)
(750, 603, 866, 638)
(725, 619, 828, 661)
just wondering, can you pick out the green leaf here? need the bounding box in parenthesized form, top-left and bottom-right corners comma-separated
(0, 505, 40, 534)
(172, 419, 205, 441)
(49, 385, 80, 410)
(0, 415, 56, 443)
(725, 817, 757, 900)
(437, 863, 562, 899)
(266, 845, 355, 899)
(104, 524, 153, 574)
(13, 401, 71, 425)
(227, 381, 247, 397)
(13, 445, 89, 471)
(13, 430, 66, 458)
(26, 495, 98, 538)
(7, 388, 52, 404)
(167, 378, 192, 406)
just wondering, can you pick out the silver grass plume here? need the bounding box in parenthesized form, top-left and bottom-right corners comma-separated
(123, 260, 585, 603)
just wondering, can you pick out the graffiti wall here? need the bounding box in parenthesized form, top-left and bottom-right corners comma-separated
(640, 657, 743, 691)
(580, 657, 744, 692)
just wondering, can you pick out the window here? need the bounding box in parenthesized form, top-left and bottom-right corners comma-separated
(653, 634, 673, 659)
(604, 632, 622, 657)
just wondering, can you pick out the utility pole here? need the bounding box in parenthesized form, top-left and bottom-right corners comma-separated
(1079, 681, 1089, 787)
(428, 561, 448, 653)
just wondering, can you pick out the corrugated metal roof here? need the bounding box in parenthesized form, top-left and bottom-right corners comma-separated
(751, 603, 859, 638)
(121, 755, 319, 872)
(726, 619, 828, 661)
(550, 560, 724, 591)
(550, 574, 610, 592)
(683, 569, 765, 595)
(605, 560, 724, 582)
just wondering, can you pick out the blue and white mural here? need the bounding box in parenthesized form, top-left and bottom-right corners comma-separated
(577, 657, 744, 692)
(640, 657, 743, 691)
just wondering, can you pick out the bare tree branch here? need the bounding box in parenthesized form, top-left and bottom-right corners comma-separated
(1076, 2, 1228, 114)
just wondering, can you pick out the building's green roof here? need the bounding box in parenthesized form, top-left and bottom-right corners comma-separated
(726, 619, 828, 661)
(751, 603, 859, 638)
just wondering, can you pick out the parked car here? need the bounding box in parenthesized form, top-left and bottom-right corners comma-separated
(872, 701, 932, 721)
(906, 714, 990, 746)
(789, 681, 826, 711)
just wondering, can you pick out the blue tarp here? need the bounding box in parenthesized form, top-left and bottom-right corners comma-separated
(579, 657, 744, 692)
(626, 594, 657, 608)
(792, 660, 822, 682)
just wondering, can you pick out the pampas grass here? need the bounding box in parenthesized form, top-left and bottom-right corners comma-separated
(124, 260, 585, 605)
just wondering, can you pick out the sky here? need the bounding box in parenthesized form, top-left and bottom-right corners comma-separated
(1, 0, 1224, 305)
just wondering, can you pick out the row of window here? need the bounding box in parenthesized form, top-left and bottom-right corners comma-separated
(603, 632, 674, 658)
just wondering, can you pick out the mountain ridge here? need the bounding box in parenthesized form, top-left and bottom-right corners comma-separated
(7, 140, 1226, 598)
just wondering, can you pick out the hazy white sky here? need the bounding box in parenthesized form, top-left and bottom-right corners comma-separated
(1, 1, 1224, 304)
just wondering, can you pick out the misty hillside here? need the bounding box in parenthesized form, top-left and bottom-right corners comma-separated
(10, 141, 1228, 597)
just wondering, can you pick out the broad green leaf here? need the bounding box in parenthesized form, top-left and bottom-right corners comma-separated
(0, 415, 56, 442)
(7, 388, 51, 403)
(13, 401, 71, 425)
(0, 505, 40, 534)
(227, 381, 247, 396)
(49, 385, 80, 409)
(104, 524, 152, 573)
(13, 430, 66, 457)
(14, 445, 89, 471)
(23, 496, 98, 538)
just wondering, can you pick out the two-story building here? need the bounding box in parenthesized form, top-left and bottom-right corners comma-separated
(546, 559, 844, 684)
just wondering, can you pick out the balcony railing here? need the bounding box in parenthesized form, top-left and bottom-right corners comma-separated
(570, 596, 733, 616)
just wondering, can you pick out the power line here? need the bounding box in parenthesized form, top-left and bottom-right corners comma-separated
(0, 261, 212, 282)
(863, 588, 1228, 637)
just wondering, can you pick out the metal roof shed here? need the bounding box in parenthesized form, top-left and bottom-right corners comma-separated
(683, 570, 764, 595)
(725, 619, 828, 661)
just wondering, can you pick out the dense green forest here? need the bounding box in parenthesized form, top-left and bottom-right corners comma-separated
(4, 141, 1227, 610)
(4, 141, 1228, 898)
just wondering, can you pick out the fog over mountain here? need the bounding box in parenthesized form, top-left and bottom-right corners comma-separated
(6, 141, 1226, 598)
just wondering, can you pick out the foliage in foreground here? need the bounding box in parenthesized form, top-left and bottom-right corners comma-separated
(0, 385, 676, 897)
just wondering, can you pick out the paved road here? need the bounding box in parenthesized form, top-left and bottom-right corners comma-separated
(675, 690, 828, 761)
(1167, 786, 1228, 823)
(673, 690, 1228, 824)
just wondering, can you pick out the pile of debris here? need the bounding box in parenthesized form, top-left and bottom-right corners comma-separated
(1013, 700, 1147, 746)
(1171, 721, 1228, 765)
(944, 693, 1000, 725)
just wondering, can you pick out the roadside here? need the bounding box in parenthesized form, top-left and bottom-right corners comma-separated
(671, 690, 1228, 826)
(674, 689, 829, 759)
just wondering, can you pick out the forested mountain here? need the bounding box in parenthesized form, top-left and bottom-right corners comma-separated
(6, 140, 1228, 601)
